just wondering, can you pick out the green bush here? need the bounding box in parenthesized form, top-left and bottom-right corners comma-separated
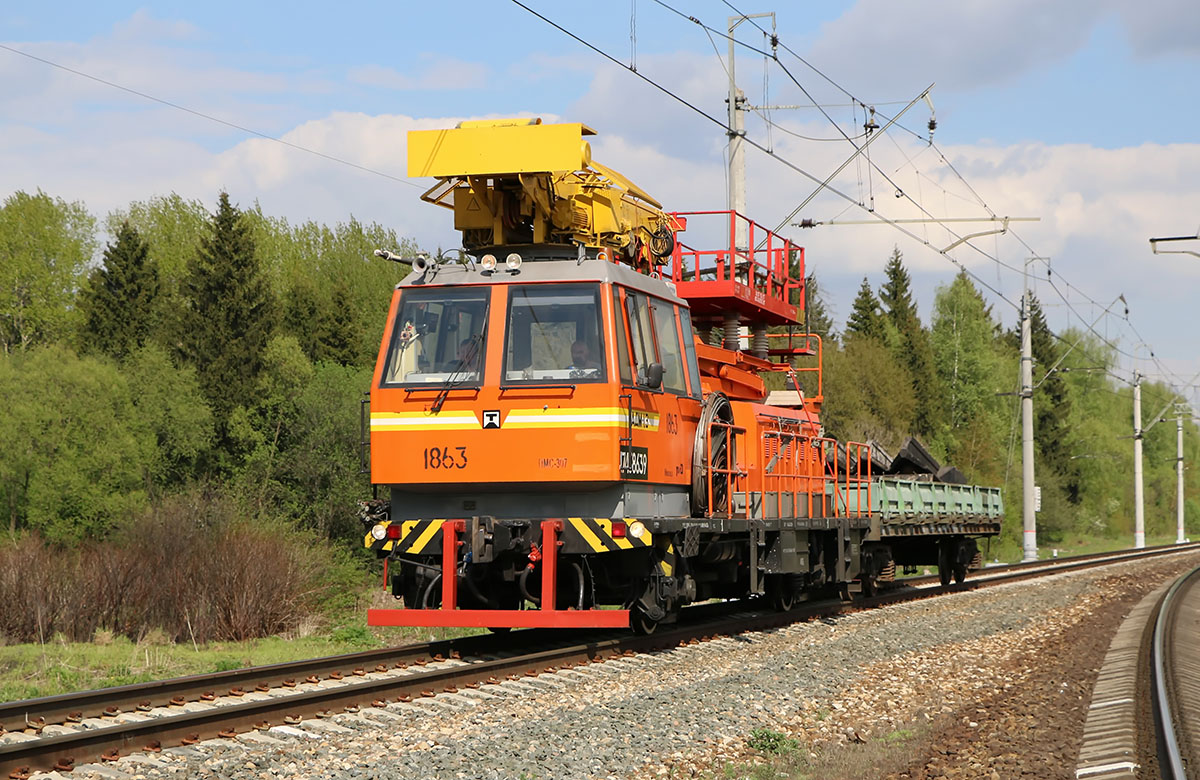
(747, 727, 799, 755)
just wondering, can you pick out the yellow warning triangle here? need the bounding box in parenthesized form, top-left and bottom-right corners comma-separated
(467, 196, 481, 211)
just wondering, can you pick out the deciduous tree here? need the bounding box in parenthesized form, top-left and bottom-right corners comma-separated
(0, 191, 96, 353)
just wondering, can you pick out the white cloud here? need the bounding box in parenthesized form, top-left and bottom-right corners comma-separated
(804, 0, 1200, 97)
(110, 9, 199, 42)
(1117, 0, 1200, 58)
(3, 8, 1197, 387)
(347, 59, 489, 91)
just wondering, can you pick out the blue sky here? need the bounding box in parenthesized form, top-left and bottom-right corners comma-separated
(3, 1, 1199, 405)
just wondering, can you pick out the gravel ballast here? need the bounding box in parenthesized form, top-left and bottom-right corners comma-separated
(58, 550, 1200, 780)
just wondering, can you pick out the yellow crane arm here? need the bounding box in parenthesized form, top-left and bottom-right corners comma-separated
(408, 119, 677, 255)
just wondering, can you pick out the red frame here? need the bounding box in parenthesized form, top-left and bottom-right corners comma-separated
(367, 519, 632, 629)
(667, 210, 804, 326)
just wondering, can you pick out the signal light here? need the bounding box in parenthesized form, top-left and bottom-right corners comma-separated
(371, 524, 388, 541)
(480, 254, 497, 272)
(628, 521, 646, 540)
(611, 521, 627, 539)
(505, 253, 522, 271)
(385, 524, 402, 540)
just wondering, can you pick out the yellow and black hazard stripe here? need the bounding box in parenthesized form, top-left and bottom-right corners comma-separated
(363, 519, 445, 554)
(654, 542, 676, 577)
(565, 518, 653, 553)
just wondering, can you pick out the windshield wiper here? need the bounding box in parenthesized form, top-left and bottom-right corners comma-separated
(430, 332, 483, 414)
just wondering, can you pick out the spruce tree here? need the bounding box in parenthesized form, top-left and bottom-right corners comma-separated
(80, 221, 159, 360)
(803, 272, 836, 342)
(879, 247, 946, 441)
(321, 281, 359, 365)
(879, 247, 918, 326)
(845, 277, 883, 342)
(177, 192, 276, 435)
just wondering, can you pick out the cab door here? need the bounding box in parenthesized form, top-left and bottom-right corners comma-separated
(611, 286, 696, 496)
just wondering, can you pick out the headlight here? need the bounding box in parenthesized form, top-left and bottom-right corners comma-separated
(480, 254, 497, 272)
(506, 252, 522, 271)
(628, 521, 647, 540)
(370, 524, 387, 541)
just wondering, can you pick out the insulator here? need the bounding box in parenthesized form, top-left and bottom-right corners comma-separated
(723, 313, 740, 351)
(752, 326, 769, 359)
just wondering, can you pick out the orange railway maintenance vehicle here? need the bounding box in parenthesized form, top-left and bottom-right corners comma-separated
(360, 118, 1002, 633)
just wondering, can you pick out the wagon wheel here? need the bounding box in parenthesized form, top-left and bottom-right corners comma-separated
(631, 606, 660, 635)
(937, 541, 954, 586)
(766, 574, 797, 612)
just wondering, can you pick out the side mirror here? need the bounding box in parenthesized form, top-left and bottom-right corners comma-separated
(644, 362, 664, 390)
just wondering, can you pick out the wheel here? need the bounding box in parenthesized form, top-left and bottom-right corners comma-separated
(838, 582, 853, 602)
(860, 573, 878, 598)
(766, 575, 796, 612)
(631, 606, 659, 635)
(952, 562, 968, 584)
(937, 541, 953, 586)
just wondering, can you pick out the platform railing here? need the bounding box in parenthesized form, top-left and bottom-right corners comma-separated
(758, 426, 873, 521)
(666, 210, 803, 308)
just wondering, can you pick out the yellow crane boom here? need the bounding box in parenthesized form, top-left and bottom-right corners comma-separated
(408, 118, 678, 257)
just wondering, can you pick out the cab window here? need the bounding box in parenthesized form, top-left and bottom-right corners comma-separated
(679, 307, 702, 398)
(625, 291, 659, 387)
(504, 285, 606, 383)
(381, 287, 488, 386)
(650, 298, 687, 395)
(612, 286, 633, 384)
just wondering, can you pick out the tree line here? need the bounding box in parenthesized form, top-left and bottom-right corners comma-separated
(1, 188, 1193, 559)
(800, 248, 1198, 553)
(1, 189, 414, 546)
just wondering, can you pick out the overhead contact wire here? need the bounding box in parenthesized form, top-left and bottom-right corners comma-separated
(0, 42, 422, 190)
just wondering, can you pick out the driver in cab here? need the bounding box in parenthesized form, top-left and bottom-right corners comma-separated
(569, 340, 600, 373)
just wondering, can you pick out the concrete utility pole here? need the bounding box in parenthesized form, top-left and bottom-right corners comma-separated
(1020, 261, 1038, 562)
(1133, 372, 1145, 549)
(726, 11, 773, 252)
(1177, 406, 1186, 544)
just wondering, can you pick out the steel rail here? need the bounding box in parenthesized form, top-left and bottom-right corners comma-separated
(901, 542, 1200, 588)
(1150, 564, 1200, 779)
(5, 542, 1190, 733)
(2, 542, 1198, 776)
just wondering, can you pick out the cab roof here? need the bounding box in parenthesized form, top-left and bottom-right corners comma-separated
(396, 253, 688, 307)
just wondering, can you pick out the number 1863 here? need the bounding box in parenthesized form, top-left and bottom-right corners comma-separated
(423, 446, 468, 470)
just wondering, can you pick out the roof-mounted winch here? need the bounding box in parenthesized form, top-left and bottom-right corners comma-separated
(407, 118, 679, 263)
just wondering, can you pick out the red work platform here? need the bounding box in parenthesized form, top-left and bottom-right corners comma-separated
(667, 210, 804, 326)
(367, 519, 633, 630)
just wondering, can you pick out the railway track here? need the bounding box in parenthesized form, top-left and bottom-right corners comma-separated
(1075, 559, 1200, 778)
(3, 542, 1198, 778)
(1152, 563, 1200, 779)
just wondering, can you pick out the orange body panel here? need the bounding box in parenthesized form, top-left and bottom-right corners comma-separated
(370, 280, 697, 492)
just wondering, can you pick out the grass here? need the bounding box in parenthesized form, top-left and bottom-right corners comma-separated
(693, 721, 929, 780)
(984, 530, 1183, 566)
(0, 594, 485, 703)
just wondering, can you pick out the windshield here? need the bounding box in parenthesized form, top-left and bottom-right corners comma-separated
(504, 285, 606, 384)
(381, 287, 489, 386)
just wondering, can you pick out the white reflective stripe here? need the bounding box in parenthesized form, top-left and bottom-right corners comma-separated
(1076, 762, 1138, 777)
(371, 416, 479, 427)
(505, 414, 624, 424)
